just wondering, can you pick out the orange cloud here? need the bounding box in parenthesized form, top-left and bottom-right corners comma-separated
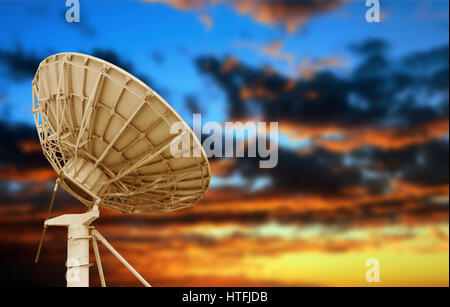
(146, 0, 344, 33)
(233, 0, 343, 33)
(240, 84, 278, 101)
(260, 40, 294, 62)
(146, 0, 204, 10)
(199, 14, 213, 30)
(209, 159, 236, 176)
(1, 174, 448, 286)
(298, 56, 345, 80)
(17, 141, 42, 153)
(233, 39, 296, 67)
(0, 166, 56, 182)
(281, 117, 449, 152)
(220, 57, 240, 74)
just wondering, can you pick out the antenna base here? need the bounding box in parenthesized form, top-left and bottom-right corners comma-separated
(41, 202, 150, 287)
(44, 205, 99, 287)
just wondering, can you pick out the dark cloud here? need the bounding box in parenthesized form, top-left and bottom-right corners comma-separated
(354, 139, 450, 186)
(349, 38, 389, 55)
(185, 95, 202, 114)
(0, 121, 48, 171)
(0, 47, 153, 86)
(276, 196, 449, 227)
(401, 45, 449, 92)
(235, 147, 362, 195)
(196, 41, 449, 127)
(0, 241, 66, 286)
(0, 46, 41, 81)
(195, 41, 449, 194)
(403, 44, 449, 69)
(214, 137, 449, 197)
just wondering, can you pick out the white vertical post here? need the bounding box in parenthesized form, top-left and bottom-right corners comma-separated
(66, 222, 91, 287)
(44, 205, 99, 287)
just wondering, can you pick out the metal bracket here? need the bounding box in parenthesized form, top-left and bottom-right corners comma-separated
(67, 263, 94, 269)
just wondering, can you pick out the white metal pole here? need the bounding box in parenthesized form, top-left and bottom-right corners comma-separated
(44, 204, 99, 287)
(67, 222, 91, 287)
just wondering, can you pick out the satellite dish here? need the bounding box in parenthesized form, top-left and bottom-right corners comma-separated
(31, 52, 211, 286)
(33, 52, 210, 214)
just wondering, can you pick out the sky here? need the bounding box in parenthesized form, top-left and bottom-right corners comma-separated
(0, 0, 448, 286)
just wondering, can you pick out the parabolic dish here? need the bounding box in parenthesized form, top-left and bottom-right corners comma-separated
(32, 52, 210, 214)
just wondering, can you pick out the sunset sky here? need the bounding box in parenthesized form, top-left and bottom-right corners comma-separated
(0, 0, 448, 286)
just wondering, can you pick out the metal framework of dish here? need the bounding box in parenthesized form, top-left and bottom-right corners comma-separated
(32, 52, 211, 287)
(32, 52, 210, 214)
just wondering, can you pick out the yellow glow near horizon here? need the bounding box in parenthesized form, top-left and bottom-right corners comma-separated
(243, 252, 449, 286)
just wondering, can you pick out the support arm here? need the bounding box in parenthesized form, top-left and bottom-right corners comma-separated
(91, 228, 151, 287)
(91, 233, 106, 287)
(35, 180, 59, 263)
